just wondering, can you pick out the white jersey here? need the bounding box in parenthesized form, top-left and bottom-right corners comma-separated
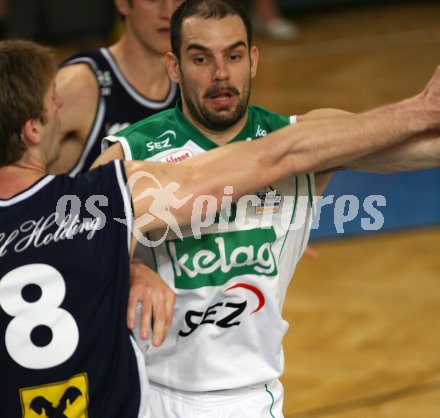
(103, 103, 315, 391)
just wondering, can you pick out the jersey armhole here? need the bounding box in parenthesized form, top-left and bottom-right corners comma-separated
(102, 136, 134, 161)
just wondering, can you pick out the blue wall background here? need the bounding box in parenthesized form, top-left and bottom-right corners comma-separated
(310, 168, 440, 240)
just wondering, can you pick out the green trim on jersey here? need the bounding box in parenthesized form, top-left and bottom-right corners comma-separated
(114, 100, 291, 159)
(306, 173, 314, 208)
(279, 176, 299, 262)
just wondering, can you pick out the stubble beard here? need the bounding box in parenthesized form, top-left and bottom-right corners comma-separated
(180, 74, 251, 132)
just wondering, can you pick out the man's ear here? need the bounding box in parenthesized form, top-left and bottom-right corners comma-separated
(114, 0, 130, 18)
(165, 52, 181, 84)
(21, 118, 41, 146)
(250, 45, 259, 79)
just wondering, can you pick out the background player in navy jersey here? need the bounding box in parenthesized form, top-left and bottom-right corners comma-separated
(49, 0, 184, 176)
(50, 0, 185, 347)
(93, 1, 440, 416)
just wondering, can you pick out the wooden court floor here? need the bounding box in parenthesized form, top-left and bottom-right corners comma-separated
(53, 1, 440, 416)
(250, 2, 440, 417)
(282, 227, 440, 418)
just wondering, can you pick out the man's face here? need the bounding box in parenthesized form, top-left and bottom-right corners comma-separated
(122, 0, 184, 56)
(40, 81, 63, 166)
(172, 15, 258, 132)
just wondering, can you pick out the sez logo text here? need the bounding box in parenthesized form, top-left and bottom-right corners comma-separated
(178, 283, 265, 337)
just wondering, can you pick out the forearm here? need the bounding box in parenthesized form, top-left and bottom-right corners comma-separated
(347, 129, 440, 173)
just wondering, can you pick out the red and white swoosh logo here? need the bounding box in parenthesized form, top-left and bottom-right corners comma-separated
(225, 283, 265, 314)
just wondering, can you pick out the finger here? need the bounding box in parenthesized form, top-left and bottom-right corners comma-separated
(139, 293, 153, 341)
(152, 290, 175, 346)
(151, 295, 168, 347)
(164, 291, 176, 329)
(127, 287, 141, 330)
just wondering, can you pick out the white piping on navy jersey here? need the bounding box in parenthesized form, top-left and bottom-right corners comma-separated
(100, 48, 178, 109)
(0, 176, 55, 206)
(115, 160, 134, 254)
(65, 57, 107, 177)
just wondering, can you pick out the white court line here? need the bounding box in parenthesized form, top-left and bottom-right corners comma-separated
(259, 28, 440, 59)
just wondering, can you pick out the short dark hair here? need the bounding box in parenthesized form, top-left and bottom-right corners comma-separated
(171, 0, 253, 60)
(0, 39, 56, 166)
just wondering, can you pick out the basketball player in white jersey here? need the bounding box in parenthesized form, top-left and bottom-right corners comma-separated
(93, 1, 440, 417)
(50, 0, 312, 347)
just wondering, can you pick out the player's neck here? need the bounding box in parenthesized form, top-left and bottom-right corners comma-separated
(0, 162, 46, 199)
(109, 37, 171, 101)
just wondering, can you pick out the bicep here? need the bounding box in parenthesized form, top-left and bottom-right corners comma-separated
(298, 108, 352, 122)
(294, 108, 347, 194)
(125, 161, 198, 236)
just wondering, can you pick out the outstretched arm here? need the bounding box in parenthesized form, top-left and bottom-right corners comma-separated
(300, 108, 440, 174)
(298, 107, 440, 192)
(99, 65, 440, 235)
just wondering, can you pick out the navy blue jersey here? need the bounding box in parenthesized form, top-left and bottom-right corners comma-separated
(0, 161, 148, 418)
(60, 48, 180, 175)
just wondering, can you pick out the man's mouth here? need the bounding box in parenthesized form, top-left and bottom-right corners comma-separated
(210, 90, 234, 101)
(205, 85, 240, 107)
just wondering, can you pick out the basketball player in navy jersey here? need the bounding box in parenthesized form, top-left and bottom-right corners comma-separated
(2, 38, 440, 418)
(50, 0, 184, 177)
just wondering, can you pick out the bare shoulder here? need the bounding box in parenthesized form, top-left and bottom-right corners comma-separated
(56, 63, 100, 140)
(57, 63, 99, 104)
(297, 108, 353, 122)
